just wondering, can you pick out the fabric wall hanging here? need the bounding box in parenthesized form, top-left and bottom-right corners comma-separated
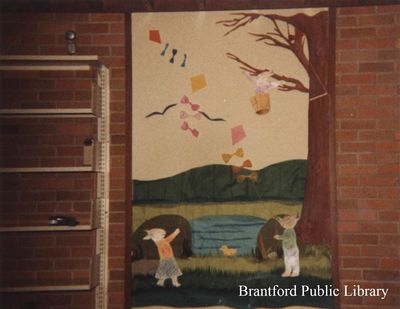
(132, 7, 335, 309)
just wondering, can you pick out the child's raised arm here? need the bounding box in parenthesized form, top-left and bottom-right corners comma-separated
(165, 228, 180, 243)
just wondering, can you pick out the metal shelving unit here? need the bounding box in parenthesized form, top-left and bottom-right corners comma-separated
(0, 55, 109, 309)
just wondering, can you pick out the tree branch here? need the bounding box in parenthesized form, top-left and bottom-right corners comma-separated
(218, 12, 327, 94)
(249, 32, 291, 50)
(226, 53, 309, 93)
(216, 13, 261, 36)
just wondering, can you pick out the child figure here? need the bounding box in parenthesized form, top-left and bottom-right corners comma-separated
(143, 228, 182, 287)
(273, 215, 300, 277)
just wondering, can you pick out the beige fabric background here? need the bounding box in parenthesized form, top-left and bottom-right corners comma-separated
(132, 8, 326, 180)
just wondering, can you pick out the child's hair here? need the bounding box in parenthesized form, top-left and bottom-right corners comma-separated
(143, 228, 166, 240)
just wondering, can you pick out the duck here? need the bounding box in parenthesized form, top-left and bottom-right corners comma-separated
(219, 245, 237, 257)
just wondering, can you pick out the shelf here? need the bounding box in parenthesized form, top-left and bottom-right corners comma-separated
(0, 55, 99, 61)
(0, 254, 100, 293)
(0, 55, 100, 71)
(0, 199, 100, 233)
(0, 108, 95, 118)
(0, 166, 94, 173)
(0, 225, 96, 232)
(0, 57, 109, 304)
(0, 285, 95, 293)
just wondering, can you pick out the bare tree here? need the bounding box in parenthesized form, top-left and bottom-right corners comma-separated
(217, 11, 332, 245)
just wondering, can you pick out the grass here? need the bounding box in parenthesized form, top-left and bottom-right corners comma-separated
(132, 269, 334, 309)
(132, 200, 302, 230)
(176, 244, 331, 280)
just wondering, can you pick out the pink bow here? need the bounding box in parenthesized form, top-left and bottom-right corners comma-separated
(181, 121, 199, 137)
(180, 110, 202, 120)
(180, 95, 200, 111)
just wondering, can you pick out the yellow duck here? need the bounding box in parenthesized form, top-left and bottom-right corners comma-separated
(219, 245, 237, 257)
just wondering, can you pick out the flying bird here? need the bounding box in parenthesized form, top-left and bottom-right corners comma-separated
(145, 103, 177, 118)
(199, 111, 225, 122)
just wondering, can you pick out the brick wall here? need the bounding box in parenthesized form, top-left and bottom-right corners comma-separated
(336, 5, 400, 308)
(0, 13, 128, 309)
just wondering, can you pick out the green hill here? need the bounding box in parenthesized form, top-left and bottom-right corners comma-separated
(132, 160, 307, 204)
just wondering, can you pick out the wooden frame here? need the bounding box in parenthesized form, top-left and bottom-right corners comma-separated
(328, 8, 340, 309)
(128, 6, 339, 309)
(0, 0, 399, 12)
(124, 12, 134, 309)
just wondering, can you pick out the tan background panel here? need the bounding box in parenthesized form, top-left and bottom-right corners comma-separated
(132, 9, 326, 180)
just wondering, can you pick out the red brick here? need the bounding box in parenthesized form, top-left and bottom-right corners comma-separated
(340, 142, 375, 153)
(378, 72, 400, 83)
(109, 270, 125, 280)
(378, 210, 400, 221)
(341, 73, 375, 84)
(336, 85, 358, 96)
(76, 23, 109, 33)
(377, 5, 400, 13)
(359, 130, 395, 141)
(108, 292, 125, 305)
(381, 258, 400, 269)
(17, 259, 54, 271)
(338, 165, 377, 175)
(339, 6, 376, 15)
(361, 245, 398, 257)
(336, 108, 357, 119)
(341, 234, 378, 245)
(359, 62, 395, 72)
(108, 257, 125, 269)
(359, 176, 398, 187)
(361, 222, 398, 233)
(89, 13, 124, 22)
(336, 39, 358, 50)
(336, 176, 358, 186)
(359, 39, 396, 49)
(359, 152, 398, 164)
(376, 142, 400, 152)
(57, 13, 89, 22)
(336, 16, 358, 27)
(56, 235, 93, 246)
(110, 23, 125, 33)
(55, 259, 91, 270)
(378, 164, 400, 175)
(340, 269, 363, 280)
(377, 26, 400, 38)
(339, 240, 360, 257)
(339, 188, 378, 199)
(363, 270, 399, 281)
(341, 120, 376, 130)
(340, 27, 376, 39)
(342, 257, 380, 268)
(359, 198, 398, 209)
(35, 248, 71, 258)
(337, 222, 360, 233)
(359, 15, 396, 26)
(379, 234, 400, 246)
(380, 46, 400, 61)
(377, 187, 399, 200)
(338, 209, 377, 222)
(336, 63, 358, 73)
(359, 85, 397, 96)
(92, 34, 124, 45)
(335, 154, 358, 164)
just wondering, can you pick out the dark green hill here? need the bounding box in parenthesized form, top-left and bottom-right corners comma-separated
(132, 160, 307, 204)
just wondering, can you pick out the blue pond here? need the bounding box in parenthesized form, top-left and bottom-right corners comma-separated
(190, 215, 266, 256)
